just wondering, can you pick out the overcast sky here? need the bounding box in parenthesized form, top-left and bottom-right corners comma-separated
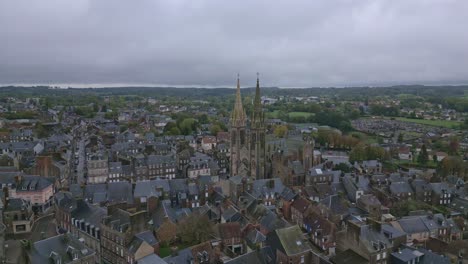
(1, 0, 468, 88)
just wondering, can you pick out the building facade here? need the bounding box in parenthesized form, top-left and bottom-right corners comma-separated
(230, 75, 266, 179)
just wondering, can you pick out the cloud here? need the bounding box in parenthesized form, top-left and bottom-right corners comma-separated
(1, 0, 467, 87)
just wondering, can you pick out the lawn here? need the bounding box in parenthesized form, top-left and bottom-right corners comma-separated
(159, 246, 172, 258)
(289, 112, 314, 118)
(266, 110, 314, 119)
(393, 117, 461, 128)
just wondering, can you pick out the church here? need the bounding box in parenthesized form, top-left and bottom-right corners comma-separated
(230, 74, 266, 179)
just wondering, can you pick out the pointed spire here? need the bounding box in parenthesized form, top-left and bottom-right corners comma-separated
(254, 72, 261, 108)
(231, 74, 246, 126)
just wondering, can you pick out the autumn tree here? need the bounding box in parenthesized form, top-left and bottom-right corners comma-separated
(177, 214, 214, 245)
(273, 125, 288, 138)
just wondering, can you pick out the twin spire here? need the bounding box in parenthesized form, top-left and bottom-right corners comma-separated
(231, 73, 262, 127)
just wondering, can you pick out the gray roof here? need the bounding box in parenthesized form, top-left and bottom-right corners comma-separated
(107, 182, 133, 204)
(395, 217, 429, 234)
(72, 200, 107, 226)
(250, 178, 287, 199)
(429, 182, 451, 195)
(137, 253, 168, 264)
(134, 179, 170, 198)
(389, 181, 413, 195)
(16, 175, 54, 192)
(29, 234, 95, 264)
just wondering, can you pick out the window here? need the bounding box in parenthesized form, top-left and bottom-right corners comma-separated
(300, 255, 305, 263)
(377, 253, 381, 260)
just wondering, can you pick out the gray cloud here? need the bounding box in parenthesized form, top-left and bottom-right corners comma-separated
(1, 0, 467, 87)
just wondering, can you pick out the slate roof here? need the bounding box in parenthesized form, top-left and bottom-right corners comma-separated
(393, 217, 429, 234)
(430, 182, 451, 195)
(389, 181, 413, 195)
(72, 200, 107, 226)
(245, 228, 266, 245)
(4, 198, 30, 212)
(107, 182, 133, 204)
(134, 179, 170, 198)
(250, 178, 287, 199)
(29, 234, 95, 264)
(137, 253, 168, 264)
(16, 175, 54, 192)
(135, 230, 158, 247)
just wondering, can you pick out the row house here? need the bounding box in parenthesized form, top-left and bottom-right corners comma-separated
(87, 153, 109, 184)
(100, 204, 150, 264)
(304, 211, 337, 255)
(147, 154, 177, 180)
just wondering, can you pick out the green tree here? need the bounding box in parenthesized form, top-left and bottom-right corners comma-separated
(398, 133, 404, 143)
(210, 124, 222, 135)
(417, 144, 429, 164)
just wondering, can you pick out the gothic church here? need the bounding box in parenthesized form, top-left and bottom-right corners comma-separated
(230, 74, 266, 179)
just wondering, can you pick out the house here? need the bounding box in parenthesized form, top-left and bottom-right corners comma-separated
(87, 153, 108, 184)
(391, 246, 450, 264)
(69, 199, 107, 263)
(411, 179, 432, 203)
(303, 211, 337, 255)
(285, 160, 305, 186)
(398, 147, 413, 161)
(27, 233, 96, 264)
(3, 198, 34, 235)
(389, 182, 413, 200)
(290, 197, 311, 227)
(147, 155, 177, 180)
(305, 168, 334, 185)
(219, 222, 244, 255)
(100, 203, 149, 264)
(266, 225, 313, 264)
(360, 160, 382, 174)
(430, 182, 452, 206)
(357, 194, 384, 220)
(432, 151, 448, 162)
(338, 220, 406, 264)
(201, 136, 217, 151)
(10, 175, 54, 212)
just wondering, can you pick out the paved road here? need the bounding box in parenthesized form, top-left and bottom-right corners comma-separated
(77, 139, 86, 184)
(31, 214, 56, 242)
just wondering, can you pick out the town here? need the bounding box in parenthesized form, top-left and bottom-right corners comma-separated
(0, 81, 467, 264)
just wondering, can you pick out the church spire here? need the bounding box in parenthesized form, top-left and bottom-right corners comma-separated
(231, 74, 246, 127)
(254, 72, 261, 109)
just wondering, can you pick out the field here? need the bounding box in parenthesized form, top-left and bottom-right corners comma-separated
(266, 110, 314, 119)
(392, 117, 461, 128)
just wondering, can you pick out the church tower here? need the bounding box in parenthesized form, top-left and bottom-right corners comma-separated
(249, 73, 266, 179)
(230, 75, 248, 176)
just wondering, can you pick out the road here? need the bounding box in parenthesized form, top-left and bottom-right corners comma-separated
(31, 214, 56, 242)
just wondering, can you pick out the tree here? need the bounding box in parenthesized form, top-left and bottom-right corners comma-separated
(397, 133, 404, 143)
(349, 143, 387, 163)
(210, 124, 222, 135)
(334, 163, 351, 173)
(177, 214, 214, 245)
(448, 137, 460, 155)
(273, 125, 288, 138)
(417, 144, 428, 164)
